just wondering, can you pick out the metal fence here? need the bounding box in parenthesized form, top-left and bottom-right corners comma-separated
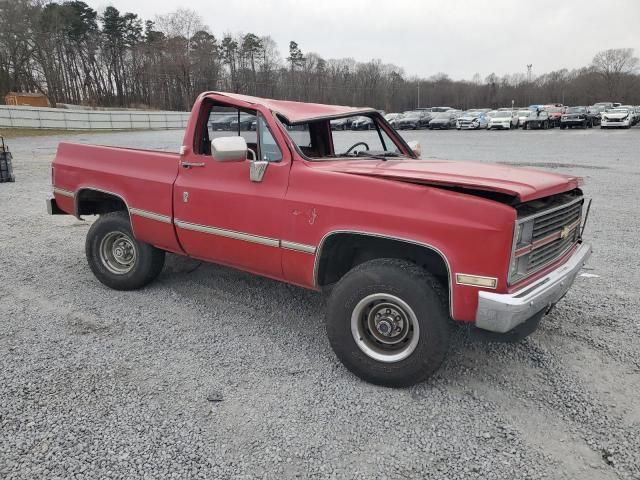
(0, 105, 190, 130)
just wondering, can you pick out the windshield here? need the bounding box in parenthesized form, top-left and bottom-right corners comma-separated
(282, 114, 409, 161)
(494, 111, 511, 118)
(609, 108, 629, 113)
(433, 112, 450, 119)
(546, 106, 563, 113)
(518, 110, 531, 116)
(566, 107, 586, 113)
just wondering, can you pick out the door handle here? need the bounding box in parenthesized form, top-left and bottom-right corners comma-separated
(181, 161, 205, 168)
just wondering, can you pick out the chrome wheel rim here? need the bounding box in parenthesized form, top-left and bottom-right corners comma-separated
(99, 231, 137, 274)
(351, 293, 420, 363)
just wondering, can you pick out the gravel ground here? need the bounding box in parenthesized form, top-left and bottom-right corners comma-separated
(1, 126, 639, 479)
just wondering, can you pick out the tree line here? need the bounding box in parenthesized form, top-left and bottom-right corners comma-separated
(1, 1, 639, 112)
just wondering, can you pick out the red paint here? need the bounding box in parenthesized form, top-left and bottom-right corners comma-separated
(51, 92, 585, 324)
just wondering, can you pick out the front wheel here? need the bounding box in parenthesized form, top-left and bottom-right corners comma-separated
(326, 259, 450, 387)
(86, 211, 165, 290)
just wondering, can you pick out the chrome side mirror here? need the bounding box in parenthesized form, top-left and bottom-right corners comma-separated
(407, 140, 422, 158)
(245, 147, 268, 182)
(211, 136, 248, 162)
(249, 159, 268, 182)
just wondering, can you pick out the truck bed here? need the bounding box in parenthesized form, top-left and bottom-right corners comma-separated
(52, 142, 182, 252)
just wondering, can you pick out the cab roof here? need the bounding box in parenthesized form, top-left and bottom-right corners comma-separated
(202, 91, 376, 124)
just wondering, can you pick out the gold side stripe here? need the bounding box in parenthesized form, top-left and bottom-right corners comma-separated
(174, 219, 316, 253)
(53, 187, 74, 198)
(280, 240, 317, 254)
(174, 219, 280, 248)
(130, 208, 172, 224)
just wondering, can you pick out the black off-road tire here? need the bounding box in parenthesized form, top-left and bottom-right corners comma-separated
(86, 211, 165, 290)
(326, 258, 451, 387)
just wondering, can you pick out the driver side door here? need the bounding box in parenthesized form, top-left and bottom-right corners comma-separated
(173, 102, 291, 279)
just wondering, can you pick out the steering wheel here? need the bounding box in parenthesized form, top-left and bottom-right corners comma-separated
(344, 142, 370, 155)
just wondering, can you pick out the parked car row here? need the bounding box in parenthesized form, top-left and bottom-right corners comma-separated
(375, 103, 640, 132)
(210, 103, 640, 133)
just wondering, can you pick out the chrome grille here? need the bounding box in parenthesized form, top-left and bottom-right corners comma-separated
(527, 229, 579, 271)
(510, 195, 584, 285)
(532, 200, 583, 242)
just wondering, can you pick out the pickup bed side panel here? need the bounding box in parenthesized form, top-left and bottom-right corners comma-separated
(283, 161, 517, 322)
(52, 143, 182, 253)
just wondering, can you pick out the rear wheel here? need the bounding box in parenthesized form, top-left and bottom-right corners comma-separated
(326, 259, 450, 387)
(86, 211, 165, 290)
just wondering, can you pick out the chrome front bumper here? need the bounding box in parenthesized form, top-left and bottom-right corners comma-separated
(475, 243, 592, 333)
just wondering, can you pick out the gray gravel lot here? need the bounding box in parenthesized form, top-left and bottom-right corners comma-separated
(1, 127, 639, 479)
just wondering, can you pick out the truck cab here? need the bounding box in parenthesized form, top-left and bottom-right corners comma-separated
(48, 91, 591, 387)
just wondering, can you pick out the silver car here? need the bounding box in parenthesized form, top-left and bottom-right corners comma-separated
(456, 111, 489, 130)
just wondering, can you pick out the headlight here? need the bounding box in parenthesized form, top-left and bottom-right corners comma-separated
(515, 219, 534, 248)
(514, 222, 523, 245)
(509, 219, 535, 284)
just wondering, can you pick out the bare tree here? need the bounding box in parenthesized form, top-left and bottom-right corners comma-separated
(592, 48, 639, 99)
(2, 3, 640, 111)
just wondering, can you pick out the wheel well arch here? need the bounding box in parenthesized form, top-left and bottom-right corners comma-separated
(75, 188, 130, 218)
(314, 231, 452, 312)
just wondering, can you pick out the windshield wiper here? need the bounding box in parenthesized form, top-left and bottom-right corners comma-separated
(354, 151, 403, 161)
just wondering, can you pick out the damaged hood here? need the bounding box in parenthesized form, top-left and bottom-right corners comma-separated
(311, 159, 582, 202)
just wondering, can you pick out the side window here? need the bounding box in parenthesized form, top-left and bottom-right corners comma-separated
(206, 105, 258, 155)
(285, 124, 311, 149)
(258, 115, 282, 162)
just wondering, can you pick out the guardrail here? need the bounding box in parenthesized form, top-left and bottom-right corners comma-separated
(0, 105, 190, 130)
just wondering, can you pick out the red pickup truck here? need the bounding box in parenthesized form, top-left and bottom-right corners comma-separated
(48, 91, 591, 387)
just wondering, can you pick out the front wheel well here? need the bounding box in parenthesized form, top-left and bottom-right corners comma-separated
(76, 189, 128, 217)
(316, 233, 450, 303)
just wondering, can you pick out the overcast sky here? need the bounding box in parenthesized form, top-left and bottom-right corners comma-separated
(84, 0, 640, 80)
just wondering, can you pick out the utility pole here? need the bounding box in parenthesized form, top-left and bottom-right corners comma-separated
(526, 64, 533, 105)
(417, 84, 420, 108)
